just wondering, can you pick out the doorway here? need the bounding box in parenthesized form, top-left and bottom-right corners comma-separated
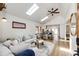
(47, 24, 60, 41)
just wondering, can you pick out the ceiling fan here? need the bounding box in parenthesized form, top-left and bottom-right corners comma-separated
(0, 3, 6, 11)
(48, 8, 60, 16)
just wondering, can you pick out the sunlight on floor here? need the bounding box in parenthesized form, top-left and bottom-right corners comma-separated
(60, 47, 71, 53)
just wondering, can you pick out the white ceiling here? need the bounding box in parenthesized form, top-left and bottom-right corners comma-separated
(6, 3, 75, 24)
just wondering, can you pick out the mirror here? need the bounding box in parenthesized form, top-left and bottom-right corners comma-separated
(66, 13, 77, 41)
(70, 13, 76, 36)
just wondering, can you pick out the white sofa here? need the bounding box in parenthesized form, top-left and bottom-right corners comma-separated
(0, 38, 35, 56)
(0, 44, 14, 56)
(0, 39, 55, 56)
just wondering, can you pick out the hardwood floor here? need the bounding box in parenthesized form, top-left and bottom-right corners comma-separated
(50, 40, 72, 56)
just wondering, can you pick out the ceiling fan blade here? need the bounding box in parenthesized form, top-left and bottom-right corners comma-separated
(54, 12, 60, 13)
(51, 8, 54, 10)
(53, 8, 58, 12)
(48, 10, 51, 12)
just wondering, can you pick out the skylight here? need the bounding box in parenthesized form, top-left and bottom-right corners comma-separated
(41, 16, 48, 22)
(26, 4, 39, 16)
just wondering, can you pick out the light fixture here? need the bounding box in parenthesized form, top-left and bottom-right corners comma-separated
(41, 16, 48, 22)
(2, 17, 7, 22)
(26, 4, 39, 16)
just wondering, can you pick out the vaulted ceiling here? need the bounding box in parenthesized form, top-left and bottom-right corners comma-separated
(6, 3, 76, 24)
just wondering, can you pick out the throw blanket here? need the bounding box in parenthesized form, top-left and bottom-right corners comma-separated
(15, 49, 35, 56)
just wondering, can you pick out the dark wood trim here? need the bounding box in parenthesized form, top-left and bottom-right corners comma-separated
(12, 21, 26, 29)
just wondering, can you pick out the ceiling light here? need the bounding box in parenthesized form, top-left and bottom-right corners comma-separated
(2, 17, 7, 22)
(26, 4, 39, 16)
(41, 16, 48, 22)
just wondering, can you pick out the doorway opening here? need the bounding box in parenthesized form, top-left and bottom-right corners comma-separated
(47, 24, 60, 42)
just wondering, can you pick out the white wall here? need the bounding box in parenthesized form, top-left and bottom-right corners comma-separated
(0, 13, 40, 42)
(66, 3, 77, 20)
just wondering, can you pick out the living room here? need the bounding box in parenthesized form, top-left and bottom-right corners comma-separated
(0, 3, 77, 56)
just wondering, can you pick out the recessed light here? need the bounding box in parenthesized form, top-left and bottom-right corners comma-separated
(26, 4, 39, 16)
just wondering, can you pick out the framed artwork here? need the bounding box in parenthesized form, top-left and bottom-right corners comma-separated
(12, 21, 26, 29)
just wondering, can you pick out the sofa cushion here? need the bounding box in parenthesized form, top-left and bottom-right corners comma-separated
(9, 42, 30, 55)
(11, 40, 19, 46)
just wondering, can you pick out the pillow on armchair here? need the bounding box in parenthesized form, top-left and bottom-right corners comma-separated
(3, 39, 19, 48)
(3, 40, 12, 48)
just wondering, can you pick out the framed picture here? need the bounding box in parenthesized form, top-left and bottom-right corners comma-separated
(12, 21, 26, 29)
